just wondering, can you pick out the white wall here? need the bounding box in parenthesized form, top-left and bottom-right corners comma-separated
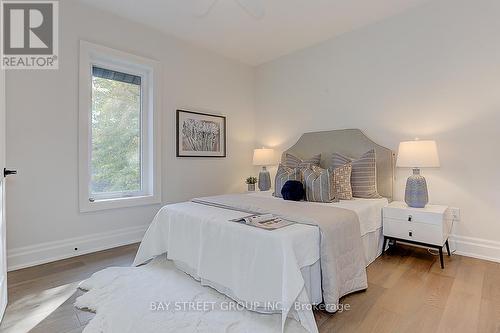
(255, 0, 500, 261)
(7, 0, 500, 269)
(5, 0, 255, 270)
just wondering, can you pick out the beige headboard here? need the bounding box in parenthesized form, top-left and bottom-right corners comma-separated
(282, 129, 395, 201)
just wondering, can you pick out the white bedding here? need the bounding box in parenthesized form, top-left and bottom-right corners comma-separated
(303, 227, 386, 305)
(134, 201, 320, 299)
(248, 191, 388, 236)
(246, 192, 387, 306)
(134, 193, 388, 333)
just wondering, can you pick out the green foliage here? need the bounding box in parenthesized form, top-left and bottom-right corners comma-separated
(246, 176, 257, 185)
(90, 76, 141, 194)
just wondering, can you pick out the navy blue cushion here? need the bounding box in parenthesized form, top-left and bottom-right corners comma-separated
(281, 180, 304, 201)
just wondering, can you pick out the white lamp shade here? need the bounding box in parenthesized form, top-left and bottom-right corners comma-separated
(253, 148, 275, 166)
(396, 140, 440, 168)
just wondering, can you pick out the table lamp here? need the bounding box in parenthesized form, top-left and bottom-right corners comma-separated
(253, 148, 275, 191)
(396, 140, 440, 208)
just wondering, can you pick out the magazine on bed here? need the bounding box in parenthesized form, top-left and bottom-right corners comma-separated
(230, 213, 294, 230)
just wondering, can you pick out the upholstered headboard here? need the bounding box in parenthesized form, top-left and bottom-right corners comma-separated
(282, 129, 395, 201)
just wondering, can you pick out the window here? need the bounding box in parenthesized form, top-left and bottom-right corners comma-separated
(79, 41, 161, 212)
(90, 67, 142, 199)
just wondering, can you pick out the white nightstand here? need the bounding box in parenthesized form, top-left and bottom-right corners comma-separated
(382, 201, 452, 268)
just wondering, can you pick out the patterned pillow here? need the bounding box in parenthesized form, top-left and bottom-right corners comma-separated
(283, 153, 321, 169)
(331, 149, 381, 198)
(332, 163, 353, 200)
(274, 164, 302, 198)
(303, 165, 338, 203)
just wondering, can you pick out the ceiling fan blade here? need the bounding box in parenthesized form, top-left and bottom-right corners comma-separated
(193, 0, 219, 17)
(235, 0, 265, 19)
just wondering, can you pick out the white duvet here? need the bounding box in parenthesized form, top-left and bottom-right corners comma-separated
(134, 201, 319, 332)
(249, 192, 388, 235)
(133, 193, 388, 333)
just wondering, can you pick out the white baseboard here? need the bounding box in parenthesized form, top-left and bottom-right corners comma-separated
(7, 225, 148, 271)
(450, 234, 500, 263)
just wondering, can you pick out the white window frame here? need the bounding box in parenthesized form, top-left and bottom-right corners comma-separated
(79, 41, 161, 212)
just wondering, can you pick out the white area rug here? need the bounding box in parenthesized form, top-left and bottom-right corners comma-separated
(75, 256, 307, 333)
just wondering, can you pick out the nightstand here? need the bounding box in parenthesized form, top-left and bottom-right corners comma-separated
(382, 201, 452, 268)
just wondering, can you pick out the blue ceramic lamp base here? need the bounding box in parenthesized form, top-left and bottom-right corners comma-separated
(405, 168, 429, 208)
(258, 166, 271, 191)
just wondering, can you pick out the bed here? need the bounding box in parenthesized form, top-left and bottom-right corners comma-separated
(133, 129, 394, 333)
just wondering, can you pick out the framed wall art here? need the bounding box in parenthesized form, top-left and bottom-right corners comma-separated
(176, 109, 226, 157)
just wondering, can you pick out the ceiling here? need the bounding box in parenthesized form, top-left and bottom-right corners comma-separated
(77, 0, 430, 66)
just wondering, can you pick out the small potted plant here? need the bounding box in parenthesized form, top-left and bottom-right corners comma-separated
(246, 176, 257, 191)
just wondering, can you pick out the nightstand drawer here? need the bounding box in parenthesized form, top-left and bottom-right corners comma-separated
(383, 206, 446, 225)
(383, 218, 443, 245)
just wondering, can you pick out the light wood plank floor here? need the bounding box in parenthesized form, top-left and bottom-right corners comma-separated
(1, 243, 499, 333)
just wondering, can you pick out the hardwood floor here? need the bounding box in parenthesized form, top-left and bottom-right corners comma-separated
(0, 244, 139, 333)
(317, 245, 500, 333)
(0, 243, 499, 333)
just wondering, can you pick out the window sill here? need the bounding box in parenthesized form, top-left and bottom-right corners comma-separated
(79, 194, 161, 213)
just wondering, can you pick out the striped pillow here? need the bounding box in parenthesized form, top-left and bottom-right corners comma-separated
(274, 164, 302, 198)
(331, 149, 381, 198)
(332, 163, 353, 200)
(303, 166, 338, 203)
(283, 153, 321, 169)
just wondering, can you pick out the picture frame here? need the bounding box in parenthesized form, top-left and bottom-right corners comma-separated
(176, 109, 227, 157)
